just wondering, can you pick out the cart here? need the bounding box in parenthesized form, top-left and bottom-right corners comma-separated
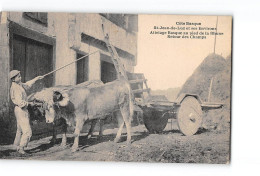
(140, 93, 223, 136)
(102, 23, 223, 136)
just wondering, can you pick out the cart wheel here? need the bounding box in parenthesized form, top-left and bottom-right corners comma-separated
(143, 107, 169, 133)
(177, 96, 202, 136)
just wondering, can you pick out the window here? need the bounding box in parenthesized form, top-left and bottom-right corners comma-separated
(76, 53, 89, 84)
(24, 12, 48, 26)
(100, 13, 138, 33)
(101, 60, 117, 83)
(100, 13, 126, 29)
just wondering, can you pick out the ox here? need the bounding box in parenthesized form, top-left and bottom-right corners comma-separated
(28, 80, 105, 144)
(32, 78, 134, 152)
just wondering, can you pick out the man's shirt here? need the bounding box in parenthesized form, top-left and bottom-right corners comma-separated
(10, 80, 34, 108)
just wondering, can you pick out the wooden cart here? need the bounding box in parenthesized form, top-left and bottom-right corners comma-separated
(139, 92, 223, 136)
(102, 24, 223, 136)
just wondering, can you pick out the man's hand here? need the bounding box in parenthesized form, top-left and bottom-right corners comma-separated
(28, 102, 34, 107)
(36, 76, 44, 80)
(32, 76, 44, 83)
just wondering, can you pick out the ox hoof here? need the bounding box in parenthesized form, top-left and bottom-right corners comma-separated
(114, 138, 120, 143)
(60, 143, 67, 148)
(126, 140, 132, 145)
(71, 148, 79, 153)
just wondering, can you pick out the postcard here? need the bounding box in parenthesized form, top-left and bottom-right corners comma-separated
(0, 12, 231, 163)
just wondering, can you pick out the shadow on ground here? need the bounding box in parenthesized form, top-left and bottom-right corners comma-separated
(195, 128, 210, 135)
(0, 127, 211, 159)
(1, 129, 152, 159)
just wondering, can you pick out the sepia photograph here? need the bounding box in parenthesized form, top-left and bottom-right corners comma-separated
(0, 12, 232, 163)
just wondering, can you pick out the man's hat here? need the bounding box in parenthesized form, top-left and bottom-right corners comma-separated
(9, 70, 20, 79)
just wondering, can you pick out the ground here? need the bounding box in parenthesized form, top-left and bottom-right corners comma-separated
(0, 120, 230, 164)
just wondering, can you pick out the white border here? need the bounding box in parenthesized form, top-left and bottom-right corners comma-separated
(1, 0, 260, 176)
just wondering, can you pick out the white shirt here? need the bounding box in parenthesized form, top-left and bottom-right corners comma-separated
(10, 80, 34, 108)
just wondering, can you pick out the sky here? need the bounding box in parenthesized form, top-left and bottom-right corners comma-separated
(136, 15, 232, 90)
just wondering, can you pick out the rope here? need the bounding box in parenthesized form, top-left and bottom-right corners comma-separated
(42, 50, 99, 78)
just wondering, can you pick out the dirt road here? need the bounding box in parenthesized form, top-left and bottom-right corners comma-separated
(0, 122, 230, 163)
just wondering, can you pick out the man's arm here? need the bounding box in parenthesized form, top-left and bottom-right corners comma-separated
(23, 76, 44, 90)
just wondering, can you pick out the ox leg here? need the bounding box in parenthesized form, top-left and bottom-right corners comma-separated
(114, 111, 124, 143)
(120, 105, 132, 145)
(72, 119, 84, 152)
(60, 120, 67, 147)
(50, 124, 57, 145)
(60, 133, 67, 147)
(87, 120, 97, 139)
(98, 119, 104, 138)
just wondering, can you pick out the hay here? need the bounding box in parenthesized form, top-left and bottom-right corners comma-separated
(178, 53, 231, 131)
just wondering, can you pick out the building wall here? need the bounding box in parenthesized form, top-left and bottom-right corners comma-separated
(69, 13, 137, 79)
(53, 13, 77, 85)
(79, 13, 137, 56)
(0, 12, 10, 118)
(3, 12, 137, 84)
(0, 11, 137, 97)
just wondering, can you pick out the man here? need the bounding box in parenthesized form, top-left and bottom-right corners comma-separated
(9, 70, 44, 154)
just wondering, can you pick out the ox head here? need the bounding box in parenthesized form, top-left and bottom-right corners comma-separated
(44, 91, 70, 123)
